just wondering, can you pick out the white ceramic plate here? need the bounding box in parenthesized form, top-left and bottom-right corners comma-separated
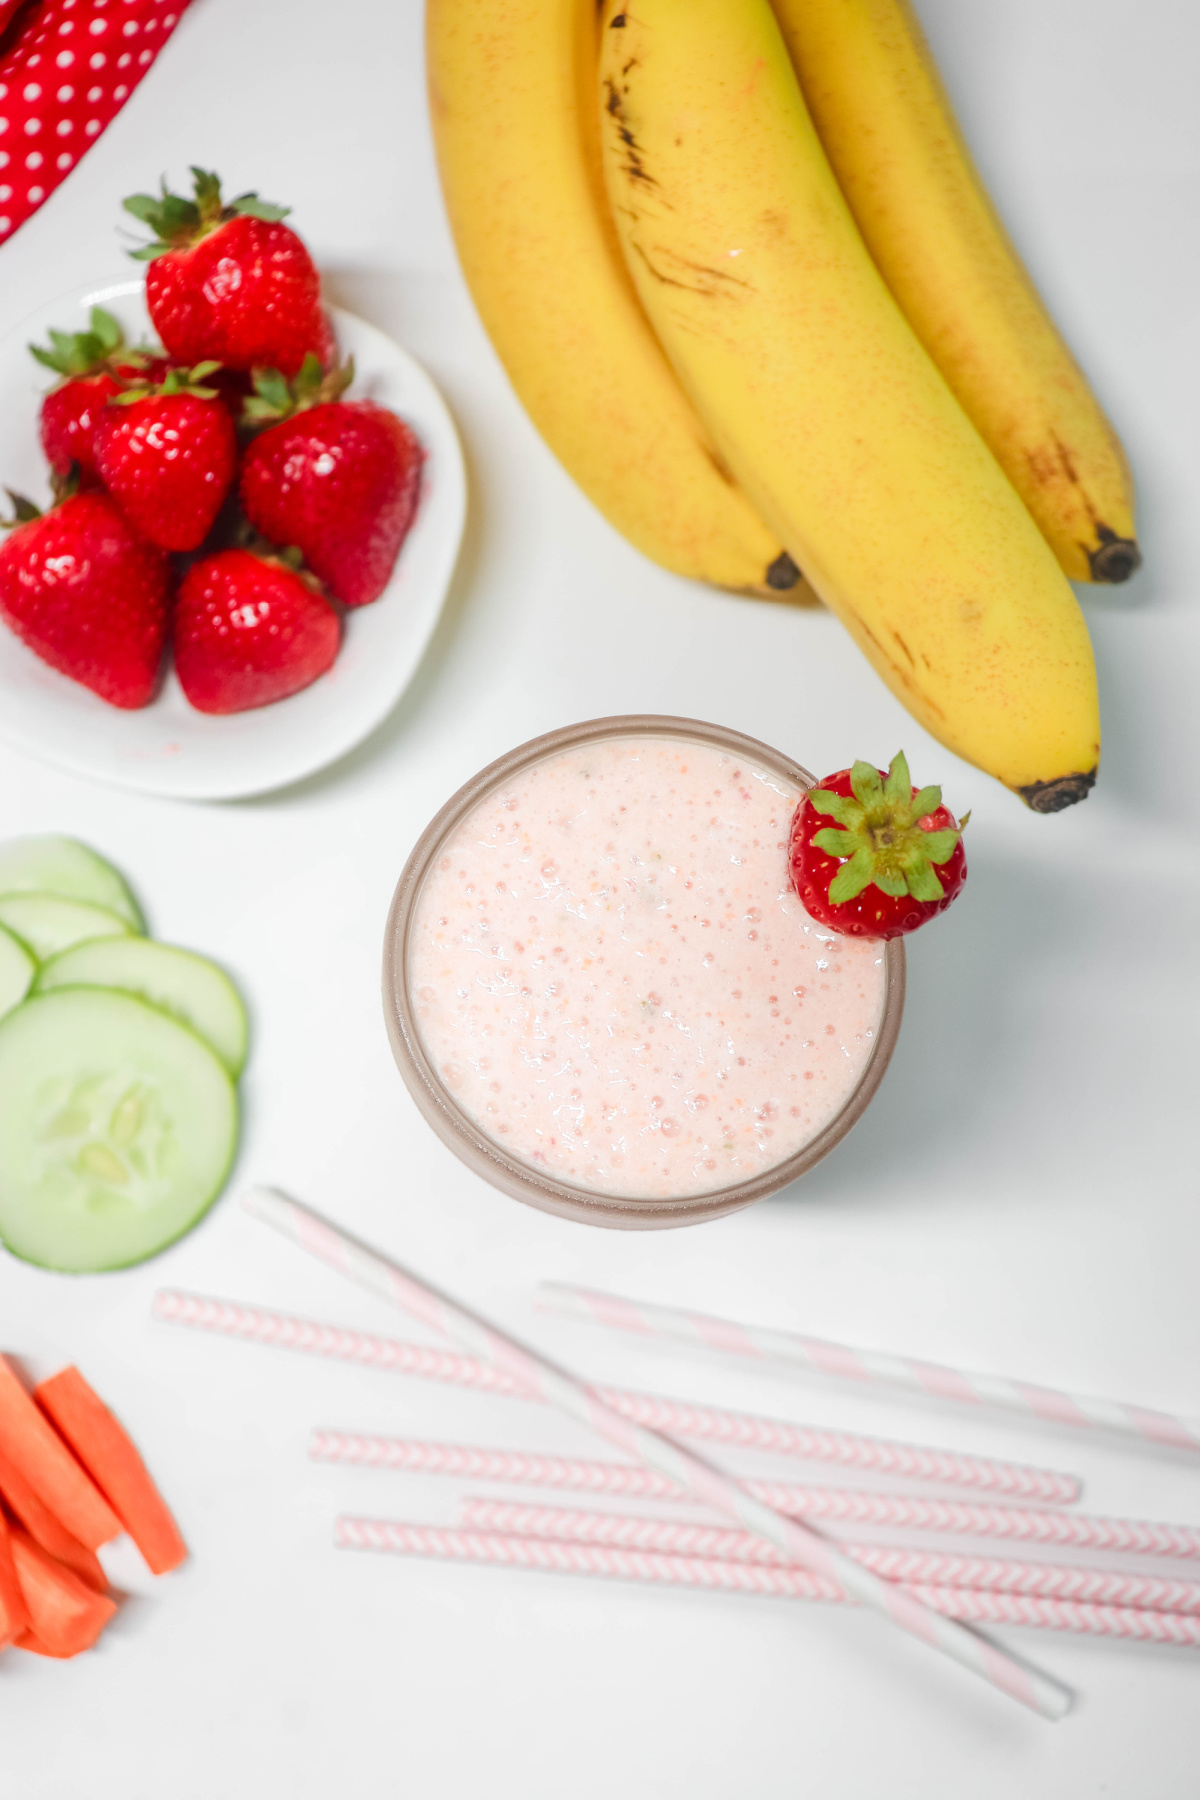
(0, 279, 466, 799)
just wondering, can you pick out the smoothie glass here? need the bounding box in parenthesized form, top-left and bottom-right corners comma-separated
(383, 716, 904, 1228)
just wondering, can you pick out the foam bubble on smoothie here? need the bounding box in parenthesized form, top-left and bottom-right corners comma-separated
(409, 736, 887, 1199)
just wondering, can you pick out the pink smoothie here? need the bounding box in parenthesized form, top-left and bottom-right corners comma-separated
(409, 735, 887, 1200)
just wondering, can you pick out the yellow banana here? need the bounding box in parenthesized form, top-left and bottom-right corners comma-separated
(597, 0, 1100, 809)
(770, 0, 1139, 584)
(425, 0, 800, 598)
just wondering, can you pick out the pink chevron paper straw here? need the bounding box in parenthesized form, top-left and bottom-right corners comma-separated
(310, 1429, 687, 1493)
(153, 1288, 1079, 1502)
(333, 1518, 1200, 1646)
(460, 1499, 1200, 1615)
(309, 1431, 1200, 1562)
(540, 1282, 1200, 1456)
(243, 1186, 1070, 1718)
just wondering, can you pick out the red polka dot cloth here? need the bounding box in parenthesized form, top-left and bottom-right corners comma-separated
(0, 0, 191, 246)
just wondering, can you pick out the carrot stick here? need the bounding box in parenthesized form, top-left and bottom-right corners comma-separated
(10, 1528, 115, 1657)
(15, 1628, 73, 1658)
(0, 1505, 31, 1646)
(0, 1446, 108, 1591)
(35, 1368, 187, 1576)
(0, 1357, 119, 1551)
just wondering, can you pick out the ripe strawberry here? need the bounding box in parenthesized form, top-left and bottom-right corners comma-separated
(0, 489, 169, 708)
(30, 306, 167, 479)
(174, 548, 340, 714)
(239, 358, 422, 607)
(92, 364, 238, 552)
(789, 752, 968, 939)
(123, 169, 327, 378)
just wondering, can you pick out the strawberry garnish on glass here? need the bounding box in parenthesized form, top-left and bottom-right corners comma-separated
(30, 307, 166, 480)
(239, 356, 423, 608)
(92, 363, 237, 553)
(789, 752, 968, 939)
(123, 169, 329, 378)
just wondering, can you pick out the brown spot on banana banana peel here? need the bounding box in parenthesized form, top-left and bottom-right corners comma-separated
(1053, 432, 1081, 489)
(1018, 770, 1098, 813)
(604, 78, 659, 191)
(628, 238, 753, 298)
(662, 252, 751, 294)
(847, 611, 946, 719)
(628, 238, 701, 293)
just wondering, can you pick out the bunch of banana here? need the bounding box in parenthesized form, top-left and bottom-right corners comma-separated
(427, 0, 1129, 808)
(425, 0, 800, 599)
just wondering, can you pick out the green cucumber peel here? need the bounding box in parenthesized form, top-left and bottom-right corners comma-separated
(35, 937, 248, 1077)
(0, 835, 144, 930)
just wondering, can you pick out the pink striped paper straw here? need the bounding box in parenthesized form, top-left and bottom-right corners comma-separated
(243, 1186, 1070, 1718)
(460, 1499, 1200, 1615)
(309, 1431, 1200, 1562)
(334, 1518, 1200, 1646)
(153, 1288, 1079, 1502)
(541, 1282, 1200, 1457)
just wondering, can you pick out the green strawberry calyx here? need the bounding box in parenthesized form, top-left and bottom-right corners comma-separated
(808, 752, 968, 906)
(1, 466, 83, 529)
(111, 361, 224, 404)
(0, 489, 43, 530)
(28, 307, 160, 385)
(242, 353, 354, 425)
(29, 305, 123, 378)
(123, 167, 291, 262)
(229, 514, 327, 595)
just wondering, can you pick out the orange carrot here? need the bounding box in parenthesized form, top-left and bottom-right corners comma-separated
(0, 1447, 108, 1591)
(15, 1625, 112, 1658)
(15, 1627, 73, 1658)
(0, 1357, 119, 1551)
(35, 1367, 187, 1576)
(11, 1528, 116, 1657)
(0, 1505, 31, 1646)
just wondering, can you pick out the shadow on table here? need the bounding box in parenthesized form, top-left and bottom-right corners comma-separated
(764, 840, 1103, 1214)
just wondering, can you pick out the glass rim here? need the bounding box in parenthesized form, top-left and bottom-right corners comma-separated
(382, 714, 905, 1229)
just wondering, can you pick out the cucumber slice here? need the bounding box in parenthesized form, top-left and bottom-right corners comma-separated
(35, 939, 248, 1078)
(0, 925, 35, 1022)
(0, 836, 144, 931)
(0, 988, 238, 1272)
(0, 894, 134, 963)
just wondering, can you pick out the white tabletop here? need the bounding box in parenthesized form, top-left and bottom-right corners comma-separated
(2, 1, 1198, 1793)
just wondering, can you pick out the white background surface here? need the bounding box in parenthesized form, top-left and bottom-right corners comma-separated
(1, 0, 1198, 1793)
